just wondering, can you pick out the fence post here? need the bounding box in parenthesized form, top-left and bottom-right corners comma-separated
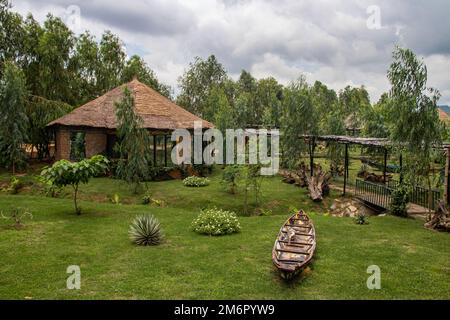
(343, 144, 348, 196)
(309, 137, 315, 177)
(383, 148, 388, 184)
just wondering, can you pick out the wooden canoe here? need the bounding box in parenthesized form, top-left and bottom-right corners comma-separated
(272, 210, 316, 279)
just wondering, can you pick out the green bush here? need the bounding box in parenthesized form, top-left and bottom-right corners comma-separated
(191, 208, 241, 236)
(129, 214, 163, 246)
(221, 165, 241, 194)
(3, 176, 23, 194)
(183, 176, 210, 187)
(354, 213, 369, 225)
(390, 185, 409, 217)
(111, 193, 121, 205)
(142, 194, 165, 207)
(142, 193, 151, 205)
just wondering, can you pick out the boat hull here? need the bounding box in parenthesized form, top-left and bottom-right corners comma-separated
(272, 211, 316, 279)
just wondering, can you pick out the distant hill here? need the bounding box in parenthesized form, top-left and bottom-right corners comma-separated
(440, 105, 450, 114)
(439, 105, 450, 122)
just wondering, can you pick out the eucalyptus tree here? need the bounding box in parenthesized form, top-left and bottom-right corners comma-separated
(207, 85, 236, 133)
(97, 31, 126, 94)
(0, 0, 25, 67)
(387, 47, 442, 212)
(258, 77, 283, 128)
(21, 14, 43, 96)
(0, 61, 28, 174)
(36, 14, 76, 104)
(122, 55, 171, 98)
(362, 93, 391, 138)
(338, 85, 371, 131)
(310, 81, 339, 134)
(177, 55, 228, 118)
(72, 31, 100, 105)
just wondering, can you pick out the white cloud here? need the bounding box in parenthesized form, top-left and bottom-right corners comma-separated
(9, 0, 450, 104)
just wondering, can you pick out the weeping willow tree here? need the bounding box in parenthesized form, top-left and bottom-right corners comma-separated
(114, 87, 152, 193)
(280, 76, 318, 169)
(26, 95, 73, 159)
(323, 109, 346, 174)
(387, 47, 443, 213)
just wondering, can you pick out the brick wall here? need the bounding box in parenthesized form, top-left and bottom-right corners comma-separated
(85, 131, 107, 158)
(55, 127, 107, 160)
(55, 128, 70, 160)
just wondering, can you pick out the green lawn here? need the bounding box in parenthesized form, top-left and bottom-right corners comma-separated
(0, 168, 449, 300)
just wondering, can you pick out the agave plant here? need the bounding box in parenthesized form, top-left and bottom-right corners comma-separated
(129, 214, 163, 246)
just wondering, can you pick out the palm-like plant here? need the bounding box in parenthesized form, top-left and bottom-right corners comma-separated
(129, 214, 163, 246)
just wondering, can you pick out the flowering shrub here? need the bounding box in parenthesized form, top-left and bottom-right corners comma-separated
(191, 208, 241, 236)
(183, 176, 210, 187)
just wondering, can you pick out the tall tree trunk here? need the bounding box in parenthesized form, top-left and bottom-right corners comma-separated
(427, 164, 433, 215)
(73, 184, 80, 215)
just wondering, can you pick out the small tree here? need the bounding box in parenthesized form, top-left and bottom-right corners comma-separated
(221, 165, 241, 194)
(114, 87, 153, 193)
(0, 61, 29, 174)
(387, 47, 442, 213)
(240, 165, 262, 215)
(41, 155, 109, 215)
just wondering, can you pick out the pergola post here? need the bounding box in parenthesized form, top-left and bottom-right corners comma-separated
(164, 135, 168, 167)
(309, 137, 315, 177)
(153, 135, 157, 165)
(399, 153, 403, 183)
(445, 148, 450, 205)
(346, 146, 350, 179)
(383, 148, 388, 184)
(343, 143, 349, 196)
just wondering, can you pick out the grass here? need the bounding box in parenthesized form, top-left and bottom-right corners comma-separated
(0, 167, 449, 300)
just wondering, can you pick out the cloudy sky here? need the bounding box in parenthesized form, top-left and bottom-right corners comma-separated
(10, 0, 450, 104)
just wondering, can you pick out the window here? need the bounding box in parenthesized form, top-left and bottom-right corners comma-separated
(70, 132, 86, 161)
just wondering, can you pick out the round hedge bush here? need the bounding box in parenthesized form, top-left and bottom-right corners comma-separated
(191, 208, 241, 236)
(183, 176, 210, 187)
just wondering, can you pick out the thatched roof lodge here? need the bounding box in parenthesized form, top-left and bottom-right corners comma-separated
(48, 79, 213, 163)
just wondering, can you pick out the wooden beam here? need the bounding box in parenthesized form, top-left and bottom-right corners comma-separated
(343, 143, 348, 196)
(153, 135, 157, 166)
(309, 137, 315, 177)
(383, 148, 388, 184)
(164, 135, 168, 167)
(445, 149, 450, 205)
(399, 153, 403, 183)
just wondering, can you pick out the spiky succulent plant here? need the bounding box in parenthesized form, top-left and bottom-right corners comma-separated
(129, 214, 163, 246)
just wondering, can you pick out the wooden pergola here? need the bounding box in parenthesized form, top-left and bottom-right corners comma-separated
(302, 135, 450, 205)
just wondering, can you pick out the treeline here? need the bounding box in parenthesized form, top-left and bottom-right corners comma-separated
(0, 0, 170, 168)
(1, 0, 446, 175)
(175, 55, 381, 167)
